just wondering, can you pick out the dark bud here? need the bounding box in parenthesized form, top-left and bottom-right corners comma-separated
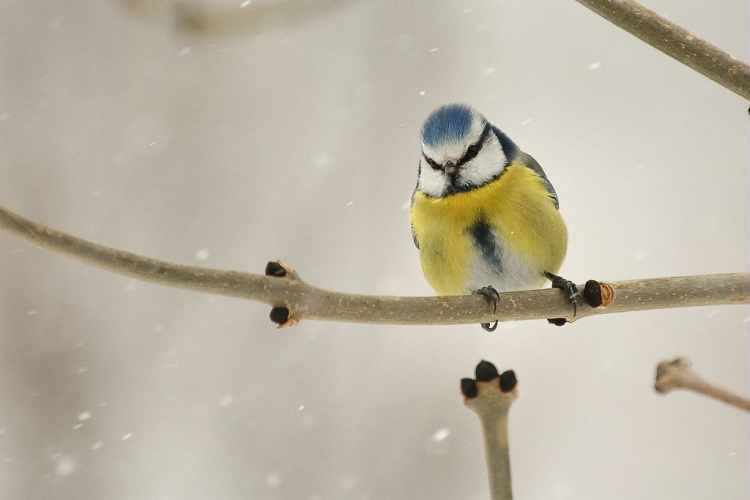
(265, 261, 288, 277)
(475, 360, 499, 381)
(461, 378, 478, 399)
(269, 307, 290, 325)
(583, 280, 602, 308)
(499, 370, 517, 392)
(547, 317, 567, 326)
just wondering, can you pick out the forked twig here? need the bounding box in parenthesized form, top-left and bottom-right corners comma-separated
(462, 361, 519, 500)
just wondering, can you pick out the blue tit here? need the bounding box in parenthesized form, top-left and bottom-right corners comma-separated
(409, 103, 578, 330)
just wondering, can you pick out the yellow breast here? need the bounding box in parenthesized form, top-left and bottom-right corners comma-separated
(410, 162, 568, 295)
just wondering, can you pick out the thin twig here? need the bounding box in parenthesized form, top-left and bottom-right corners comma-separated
(0, 203, 748, 326)
(574, 0, 750, 100)
(655, 357, 750, 412)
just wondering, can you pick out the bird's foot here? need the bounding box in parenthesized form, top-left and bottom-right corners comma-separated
(475, 286, 500, 332)
(544, 272, 580, 326)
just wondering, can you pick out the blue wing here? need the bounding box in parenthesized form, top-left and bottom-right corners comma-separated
(517, 151, 559, 209)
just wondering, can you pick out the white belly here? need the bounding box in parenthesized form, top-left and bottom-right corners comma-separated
(467, 243, 546, 294)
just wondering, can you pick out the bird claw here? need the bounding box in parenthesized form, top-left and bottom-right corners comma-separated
(560, 280, 581, 316)
(475, 286, 500, 332)
(544, 272, 580, 325)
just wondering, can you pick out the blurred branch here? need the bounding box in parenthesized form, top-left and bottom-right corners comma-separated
(463, 361, 518, 500)
(175, 1, 349, 35)
(655, 357, 750, 412)
(574, 0, 750, 100)
(1, 202, 748, 327)
(119, 0, 360, 37)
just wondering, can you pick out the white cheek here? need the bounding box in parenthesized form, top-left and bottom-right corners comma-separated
(417, 161, 449, 197)
(458, 139, 507, 187)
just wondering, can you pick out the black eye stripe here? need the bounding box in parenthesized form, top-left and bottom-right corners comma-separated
(422, 154, 442, 170)
(421, 123, 492, 172)
(457, 124, 491, 167)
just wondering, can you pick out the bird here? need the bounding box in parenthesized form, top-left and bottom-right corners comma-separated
(409, 103, 578, 330)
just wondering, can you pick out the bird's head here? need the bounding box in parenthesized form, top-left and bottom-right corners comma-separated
(417, 103, 514, 198)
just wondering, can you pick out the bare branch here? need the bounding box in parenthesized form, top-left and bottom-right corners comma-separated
(574, 0, 750, 100)
(1, 202, 748, 326)
(655, 357, 750, 412)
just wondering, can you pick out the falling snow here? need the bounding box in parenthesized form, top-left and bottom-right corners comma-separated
(313, 153, 331, 169)
(194, 248, 211, 262)
(265, 471, 282, 487)
(431, 428, 451, 442)
(54, 455, 77, 477)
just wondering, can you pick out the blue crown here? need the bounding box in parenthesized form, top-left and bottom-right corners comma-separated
(421, 104, 478, 147)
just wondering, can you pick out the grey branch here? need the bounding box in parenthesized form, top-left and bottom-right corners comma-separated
(655, 357, 750, 412)
(1, 202, 748, 326)
(574, 0, 750, 100)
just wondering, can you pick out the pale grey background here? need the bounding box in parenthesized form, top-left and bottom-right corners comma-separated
(0, 0, 748, 498)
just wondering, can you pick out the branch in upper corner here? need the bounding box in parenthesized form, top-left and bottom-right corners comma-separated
(0, 202, 748, 327)
(574, 0, 750, 100)
(655, 357, 750, 412)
